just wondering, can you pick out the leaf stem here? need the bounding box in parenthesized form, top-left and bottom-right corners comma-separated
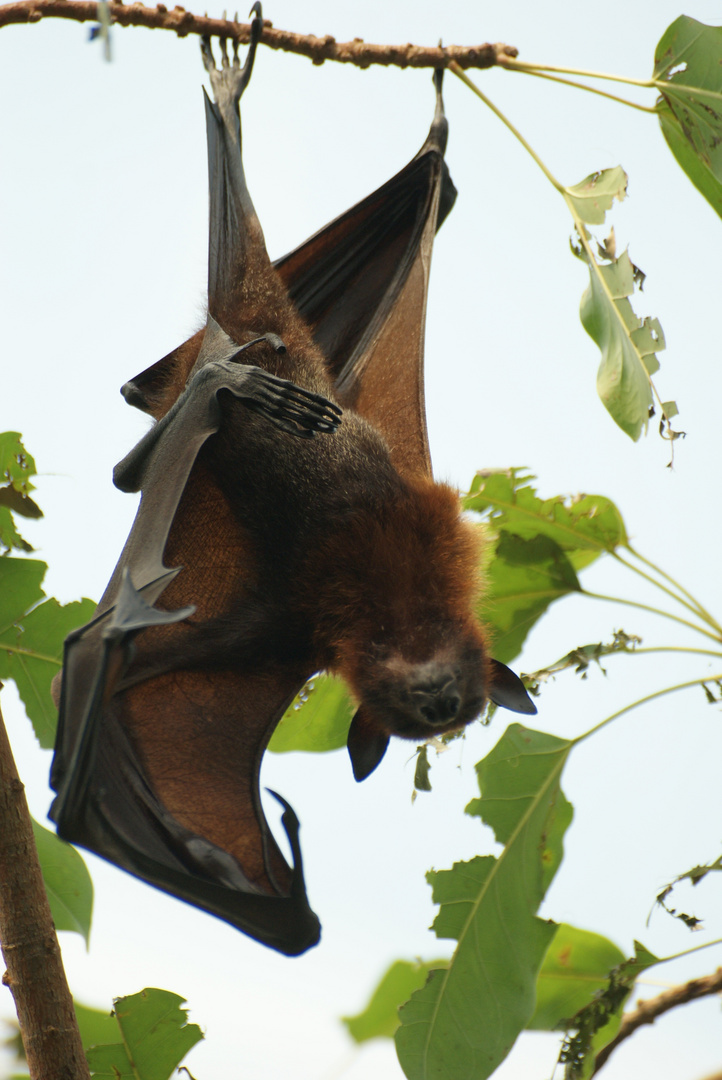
(611, 551, 722, 636)
(577, 673, 722, 743)
(625, 544, 722, 633)
(448, 62, 565, 193)
(497, 56, 655, 90)
(453, 64, 665, 426)
(0, 642, 62, 666)
(578, 591, 720, 639)
(655, 936, 722, 966)
(502, 66, 659, 114)
(624, 646, 722, 661)
(581, 590, 722, 644)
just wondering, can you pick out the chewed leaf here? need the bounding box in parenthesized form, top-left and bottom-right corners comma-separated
(85, 988, 202, 1079)
(0, 432, 37, 493)
(465, 469, 628, 554)
(395, 724, 572, 1080)
(0, 432, 39, 551)
(577, 246, 667, 440)
(654, 17, 722, 218)
(565, 167, 628, 225)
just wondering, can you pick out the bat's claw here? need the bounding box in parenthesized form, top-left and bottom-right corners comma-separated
(242, 368, 343, 439)
(106, 569, 195, 638)
(200, 1, 262, 100)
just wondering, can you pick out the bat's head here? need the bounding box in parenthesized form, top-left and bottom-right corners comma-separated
(344, 625, 537, 781)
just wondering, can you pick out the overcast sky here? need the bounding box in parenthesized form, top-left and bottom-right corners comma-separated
(2, 3, 722, 1078)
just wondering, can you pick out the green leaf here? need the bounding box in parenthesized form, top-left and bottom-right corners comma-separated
(654, 17, 722, 218)
(414, 745, 433, 792)
(0, 558, 46, 627)
(85, 989, 203, 1080)
(528, 924, 626, 1031)
(0, 486, 43, 519)
(0, 507, 34, 553)
(0, 433, 38, 552)
(343, 960, 448, 1043)
(395, 724, 573, 1080)
(578, 248, 665, 440)
(483, 532, 581, 665)
(560, 940, 659, 1079)
(269, 673, 354, 753)
(0, 433, 37, 493)
(0, 559, 95, 747)
(3, 1002, 120, 1076)
(564, 167, 627, 225)
(74, 1003, 119, 1052)
(465, 469, 628, 556)
(31, 818, 93, 946)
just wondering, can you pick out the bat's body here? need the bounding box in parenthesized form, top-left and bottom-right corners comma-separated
(50, 14, 535, 955)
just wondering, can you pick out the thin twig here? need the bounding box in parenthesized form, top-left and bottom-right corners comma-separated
(0, 1, 518, 68)
(0, 691, 90, 1080)
(592, 968, 722, 1075)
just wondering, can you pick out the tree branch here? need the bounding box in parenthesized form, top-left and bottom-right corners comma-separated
(592, 968, 722, 1075)
(0, 692, 90, 1080)
(0, 1, 518, 68)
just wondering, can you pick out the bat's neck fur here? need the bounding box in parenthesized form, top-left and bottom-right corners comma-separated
(307, 478, 483, 666)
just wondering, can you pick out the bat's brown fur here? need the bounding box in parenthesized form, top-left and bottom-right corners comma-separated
(50, 38, 533, 952)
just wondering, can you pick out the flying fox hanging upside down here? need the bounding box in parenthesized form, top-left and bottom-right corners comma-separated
(50, 6, 536, 956)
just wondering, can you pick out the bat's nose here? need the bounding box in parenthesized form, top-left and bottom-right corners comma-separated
(410, 663, 461, 725)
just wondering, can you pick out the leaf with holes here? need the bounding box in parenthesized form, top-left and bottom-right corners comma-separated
(654, 17, 722, 218)
(564, 167, 628, 225)
(465, 469, 627, 559)
(577, 247, 666, 440)
(269, 673, 354, 752)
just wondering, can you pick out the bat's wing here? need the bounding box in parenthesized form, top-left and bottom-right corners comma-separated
(51, 13, 344, 952)
(52, 12, 456, 954)
(124, 73, 457, 479)
(50, 331, 339, 954)
(275, 70, 456, 479)
(51, 578, 318, 955)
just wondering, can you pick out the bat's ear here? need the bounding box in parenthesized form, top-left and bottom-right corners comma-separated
(487, 658, 538, 715)
(347, 708, 390, 782)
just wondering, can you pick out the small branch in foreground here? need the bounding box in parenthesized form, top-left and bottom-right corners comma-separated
(592, 968, 722, 1075)
(0, 1, 518, 68)
(0, 692, 90, 1080)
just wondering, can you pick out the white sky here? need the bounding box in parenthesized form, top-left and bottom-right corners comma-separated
(2, 2, 722, 1078)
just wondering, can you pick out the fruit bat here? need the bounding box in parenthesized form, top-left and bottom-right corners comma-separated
(49, 8, 536, 957)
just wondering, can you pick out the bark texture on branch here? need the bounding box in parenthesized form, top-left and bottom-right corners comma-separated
(0, 695, 90, 1080)
(592, 967, 722, 1075)
(0, 1, 518, 68)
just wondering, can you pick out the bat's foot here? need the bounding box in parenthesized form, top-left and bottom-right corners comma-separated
(216, 360, 343, 439)
(201, 2, 262, 105)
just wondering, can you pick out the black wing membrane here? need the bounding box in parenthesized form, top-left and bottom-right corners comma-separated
(50, 21, 456, 954)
